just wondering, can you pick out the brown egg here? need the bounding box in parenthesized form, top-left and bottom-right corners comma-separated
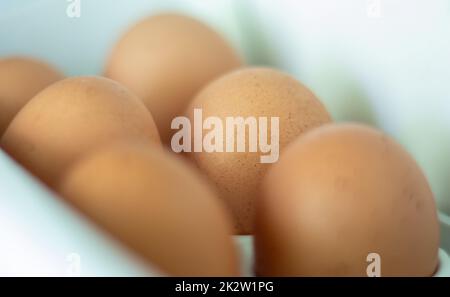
(255, 123, 440, 276)
(0, 57, 63, 136)
(105, 13, 243, 144)
(1, 76, 161, 187)
(59, 142, 239, 276)
(183, 67, 331, 234)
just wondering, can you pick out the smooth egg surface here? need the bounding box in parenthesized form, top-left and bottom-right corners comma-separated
(255, 123, 440, 276)
(59, 143, 239, 276)
(105, 13, 243, 144)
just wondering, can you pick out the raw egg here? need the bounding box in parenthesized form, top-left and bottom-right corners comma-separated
(59, 142, 239, 276)
(184, 67, 331, 234)
(0, 57, 63, 135)
(105, 13, 243, 144)
(1, 76, 161, 187)
(255, 123, 440, 276)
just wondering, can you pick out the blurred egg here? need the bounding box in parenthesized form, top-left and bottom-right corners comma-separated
(184, 67, 331, 234)
(1, 76, 161, 187)
(255, 123, 440, 276)
(0, 57, 63, 136)
(59, 142, 239, 276)
(105, 13, 243, 144)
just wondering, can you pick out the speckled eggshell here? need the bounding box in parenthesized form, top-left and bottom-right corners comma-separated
(105, 13, 243, 144)
(1, 76, 161, 187)
(0, 57, 63, 135)
(184, 67, 331, 234)
(59, 143, 239, 276)
(255, 123, 440, 276)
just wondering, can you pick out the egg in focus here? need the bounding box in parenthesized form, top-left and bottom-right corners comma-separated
(59, 142, 239, 276)
(0, 57, 63, 136)
(1, 76, 161, 187)
(184, 67, 331, 234)
(255, 123, 440, 276)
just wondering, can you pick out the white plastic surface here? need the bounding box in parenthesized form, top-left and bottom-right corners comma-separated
(0, 150, 160, 276)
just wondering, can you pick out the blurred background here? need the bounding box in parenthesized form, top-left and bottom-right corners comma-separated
(0, 0, 449, 274)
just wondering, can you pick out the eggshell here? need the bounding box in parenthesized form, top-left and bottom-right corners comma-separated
(185, 67, 331, 234)
(105, 13, 243, 144)
(0, 57, 63, 136)
(59, 142, 239, 276)
(255, 123, 440, 276)
(1, 76, 161, 187)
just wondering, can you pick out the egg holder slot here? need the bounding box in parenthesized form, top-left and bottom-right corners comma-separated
(1, 149, 449, 276)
